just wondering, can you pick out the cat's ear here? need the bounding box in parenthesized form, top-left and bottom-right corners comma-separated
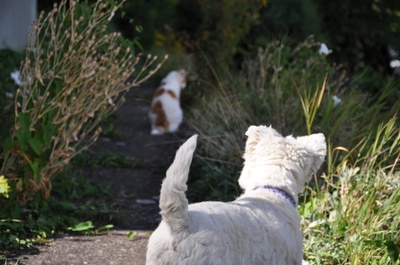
(179, 69, 187, 89)
(179, 69, 187, 76)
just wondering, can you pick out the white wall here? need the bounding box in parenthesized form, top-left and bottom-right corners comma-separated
(0, 0, 37, 51)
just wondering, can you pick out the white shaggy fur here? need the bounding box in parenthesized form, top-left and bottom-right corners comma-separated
(149, 70, 187, 135)
(146, 126, 326, 265)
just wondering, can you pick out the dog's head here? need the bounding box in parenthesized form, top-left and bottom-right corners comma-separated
(161, 69, 187, 90)
(239, 125, 326, 194)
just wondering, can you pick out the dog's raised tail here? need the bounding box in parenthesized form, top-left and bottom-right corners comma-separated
(159, 134, 198, 233)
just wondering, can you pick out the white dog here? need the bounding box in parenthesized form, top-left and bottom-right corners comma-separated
(148, 70, 187, 135)
(146, 125, 326, 265)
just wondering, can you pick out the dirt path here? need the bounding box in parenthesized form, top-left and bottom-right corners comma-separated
(10, 85, 193, 265)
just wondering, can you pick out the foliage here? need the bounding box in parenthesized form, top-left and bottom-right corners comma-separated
(0, 49, 24, 143)
(316, 0, 400, 76)
(300, 118, 400, 264)
(96, 153, 142, 168)
(0, 176, 10, 198)
(114, 0, 400, 94)
(250, 0, 324, 43)
(0, 0, 165, 205)
(110, 0, 181, 49)
(0, 164, 120, 251)
(189, 0, 267, 68)
(249, 0, 400, 78)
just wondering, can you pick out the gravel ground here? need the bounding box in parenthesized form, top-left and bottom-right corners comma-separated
(14, 231, 150, 265)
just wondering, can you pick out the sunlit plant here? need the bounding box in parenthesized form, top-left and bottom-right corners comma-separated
(0, 0, 166, 204)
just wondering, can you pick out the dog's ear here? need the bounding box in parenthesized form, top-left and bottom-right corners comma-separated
(297, 133, 327, 173)
(244, 125, 262, 155)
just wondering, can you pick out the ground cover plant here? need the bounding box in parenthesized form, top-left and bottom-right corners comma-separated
(186, 38, 400, 264)
(0, 0, 165, 251)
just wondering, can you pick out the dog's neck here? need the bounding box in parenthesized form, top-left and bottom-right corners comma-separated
(255, 186, 297, 207)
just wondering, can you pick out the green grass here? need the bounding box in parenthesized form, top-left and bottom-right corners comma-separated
(0, 160, 124, 253)
(300, 118, 400, 264)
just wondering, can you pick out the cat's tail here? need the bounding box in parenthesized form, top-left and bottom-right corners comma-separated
(159, 134, 198, 233)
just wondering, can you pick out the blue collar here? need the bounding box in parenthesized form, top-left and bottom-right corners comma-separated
(256, 186, 297, 207)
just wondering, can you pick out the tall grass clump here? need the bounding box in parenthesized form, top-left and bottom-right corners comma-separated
(186, 36, 399, 262)
(300, 117, 400, 264)
(0, 0, 165, 249)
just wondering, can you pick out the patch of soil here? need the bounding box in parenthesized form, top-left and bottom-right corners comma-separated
(7, 85, 195, 265)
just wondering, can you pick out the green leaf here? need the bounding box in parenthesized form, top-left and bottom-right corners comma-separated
(42, 121, 53, 146)
(29, 161, 40, 183)
(68, 221, 94, 232)
(28, 133, 42, 155)
(126, 231, 137, 241)
(15, 129, 28, 151)
(95, 224, 114, 233)
(18, 112, 31, 132)
(2, 137, 17, 155)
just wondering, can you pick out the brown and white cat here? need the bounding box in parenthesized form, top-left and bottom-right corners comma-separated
(148, 70, 187, 135)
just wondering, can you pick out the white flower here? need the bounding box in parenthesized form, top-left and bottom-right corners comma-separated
(10, 70, 24, 86)
(332, 95, 342, 106)
(389, 60, 400, 68)
(319, 43, 332, 55)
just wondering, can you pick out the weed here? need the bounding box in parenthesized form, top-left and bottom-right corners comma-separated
(101, 124, 124, 140)
(68, 221, 113, 235)
(97, 153, 142, 168)
(126, 231, 138, 241)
